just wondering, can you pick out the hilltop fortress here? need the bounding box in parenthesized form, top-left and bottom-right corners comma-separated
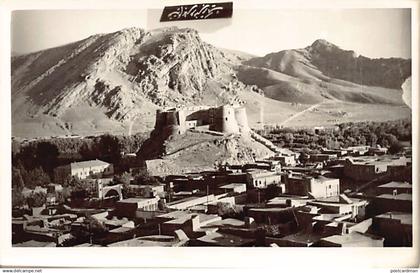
(151, 104, 250, 139)
(139, 104, 281, 173)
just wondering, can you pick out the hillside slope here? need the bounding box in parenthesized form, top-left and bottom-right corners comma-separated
(12, 29, 412, 138)
(12, 27, 250, 137)
(239, 39, 411, 105)
(144, 131, 274, 176)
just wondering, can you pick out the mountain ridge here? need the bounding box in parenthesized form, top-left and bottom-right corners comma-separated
(11, 27, 412, 138)
(245, 38, 411, 89)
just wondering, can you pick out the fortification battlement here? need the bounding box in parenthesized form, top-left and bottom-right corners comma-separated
(152, 104, 250, 139)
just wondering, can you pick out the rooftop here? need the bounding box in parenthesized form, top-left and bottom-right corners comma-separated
(376, 193, 412, 201)
(71, 159, 110, 169)
(375, 211, 412, 225)
(313, 213, 343, 221)
(346, 156, 408, 166)
(196, 232, 254, 246)
(117, 197, 159, 204)
(246, 170, 279, 176)
(314, 195, 365, 204)
(166, 194, 212, 206)
(157, 210, 190, 219)
(108, 235, 177, 247)
(377, 181, 412, 189)
(219, 183, 246, 189)
(13, 240, 56, 247)
(320, 232, 383, 246)
(158, 210, 220, 222)
(109, 226, 135, 233)
(163, 213, 220, 225)
(276, 232, 323, 246)
(204, 218, 245, 228)
(249, 207, 293, 212)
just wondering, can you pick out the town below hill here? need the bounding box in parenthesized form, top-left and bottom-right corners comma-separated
(11, 118, 412, 247)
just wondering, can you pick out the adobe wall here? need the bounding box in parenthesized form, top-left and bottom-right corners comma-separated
(210, 105, 239, 134)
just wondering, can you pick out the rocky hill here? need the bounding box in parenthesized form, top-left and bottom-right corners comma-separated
(237, 39, 411, 105)
(12, 28, 412, 138)
(245, 39, 411, 89)
(12, 27, 250, 137)
(143, 130, 274, 176)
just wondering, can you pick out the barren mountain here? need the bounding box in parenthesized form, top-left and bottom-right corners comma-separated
(238, 39, 411, 105)
(12, 27, 250, 137)
(12, 29, 411, 138)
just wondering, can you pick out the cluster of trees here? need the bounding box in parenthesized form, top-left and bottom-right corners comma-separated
(12, 188, 71, 208)
(12, 133, 148, 191)
(116, 170, 162, 199)
(11, 133, 150, 208)
(258, 119, 411, 154)
(13, 133, 147, 156)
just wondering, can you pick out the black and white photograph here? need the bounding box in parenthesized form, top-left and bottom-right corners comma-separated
(1, 0, 419, 270)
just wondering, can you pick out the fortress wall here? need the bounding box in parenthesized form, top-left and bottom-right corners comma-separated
(162, 125, 181, 139)
(177, 109, 187, 133)
(152, 105, 249, 138)
(211, 105, 239, 134)
(234, 107, 250, 133)
(154, 109, 165, 130)
(165, 111, 179, 126)
(186, 109, 211, 125)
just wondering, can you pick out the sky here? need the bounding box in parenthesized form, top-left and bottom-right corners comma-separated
(11, 8, 411, 58)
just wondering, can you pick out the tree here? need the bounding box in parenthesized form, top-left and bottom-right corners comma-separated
(389, 141, 404, 154)
(18, 144, 38, 170)
(98, 134, 122, 163)
(216, 202, 241, 218)
(134, 169, 160, 185)
(368, 133, 378, 146)
(84, 216, 108, 234)
(114, 172, 132, 186)
(122, 184, 142, 199)
(22, 167, 51, 189)
(71, 215, 108, 243)
(54, 172, 72, 187)
(12, 167, 25, 190)
(27, 191, 47, 207)
(299, 152, 310, 164)
(36, 142, 59, 173)
(12, 190, 25, 207)
(83, 215, 108, 243)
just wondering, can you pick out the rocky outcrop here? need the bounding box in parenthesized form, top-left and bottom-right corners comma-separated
(12, 27, 240, 124)
(11, 28, 412, 137)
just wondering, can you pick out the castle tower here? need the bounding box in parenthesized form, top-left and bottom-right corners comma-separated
(234, 106, 250, 134)
(177, 109, 187, 134)
(219, 105, 239, 134)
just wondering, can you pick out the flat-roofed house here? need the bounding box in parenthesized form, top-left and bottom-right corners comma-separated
(316, 232, 384, 247)
(55, 159, 114, 180)
(343, 156, 408, 182)
(157, 211, 221, 236)
(270, 154, 297, 167)
(371, 193, 412, 215)
(372, 211, 412, 247)
(376, 181, 412, 195)
(307, 195, 368, 219)
(114, 197, 160, 218)
(219, 183, 247, 193)
(284, 173, 339, 199)
(246, 170, 282, 189)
